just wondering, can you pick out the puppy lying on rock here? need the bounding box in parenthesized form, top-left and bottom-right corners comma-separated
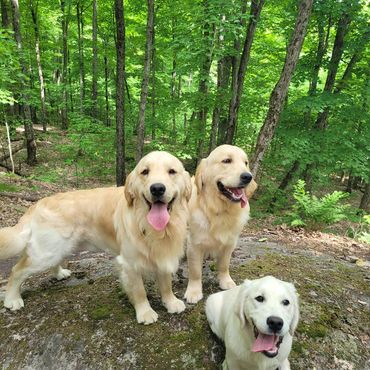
(206, 276, 299, 370)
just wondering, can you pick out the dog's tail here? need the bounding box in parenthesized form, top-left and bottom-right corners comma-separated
(0, 221, 29, 260)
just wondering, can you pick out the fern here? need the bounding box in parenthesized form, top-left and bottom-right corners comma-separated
(289, 180, 349, 230)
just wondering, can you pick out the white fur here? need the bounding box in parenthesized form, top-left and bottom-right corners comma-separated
(206, 276, 299, 370)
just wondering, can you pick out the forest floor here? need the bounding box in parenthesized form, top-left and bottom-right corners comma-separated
(0, 173, 369, 369)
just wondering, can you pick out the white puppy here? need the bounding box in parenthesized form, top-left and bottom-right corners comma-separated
(206, 276, 299, 370)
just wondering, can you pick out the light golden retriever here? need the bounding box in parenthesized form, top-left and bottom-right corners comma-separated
(0, 151, 191, 324)
(184, 145, 257, 304)
(206, 276, 299, 370)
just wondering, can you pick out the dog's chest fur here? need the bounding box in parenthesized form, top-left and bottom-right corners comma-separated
(190, 203, 249, 248)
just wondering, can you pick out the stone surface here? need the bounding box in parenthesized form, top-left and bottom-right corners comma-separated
(1, 238, 369, 370)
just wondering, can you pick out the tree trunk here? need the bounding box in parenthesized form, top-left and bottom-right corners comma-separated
(135, 0, 154, 162)
(209, 56, 231, 151)
(225, 0, 264, 144)
(60, 0, 70, 129)
(115, 0, 126, 186)
(359, 183, 370, 211)
(195, 1, 216, 160)
(10, 0, 37, 164)
(151, 11, 156, 140)
(251, 0, 313, 178)
(91, 0, 98, 119)
(315, 12, 351, 130)
(103, 39, 110, 126)
(76, 0, 85, 114)
(303, 16, 331, 124)
(30, 0, 47, 131)
(1, 0, 10, 28)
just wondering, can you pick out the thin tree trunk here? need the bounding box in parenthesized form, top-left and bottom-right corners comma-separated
(360, 183, 370, 211)
(1, 0, 10, 28)
(315, 12, 351, 130)
(30, 0, 47, 131)
(225, 0, 264, 144)
(91, 0, 98, 119)
(304, 16, 331, 124)
(170, 17, 176, 138)
(77, 0, 85, 114)
(115, 0, 125, 186)
(60, 0, 70, 129)
(195, 1, 216, 160)
(11, 0, 37, 164)
(103, 39, 110, 126)
(4, 116, 15, 173)
(151, 11, 156, 140)
(209, 56, 231, 151)
(251, 0, 313, 178)
(135, 0, 154, 162)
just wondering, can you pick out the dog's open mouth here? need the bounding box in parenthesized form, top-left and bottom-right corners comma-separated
(252, 323, 283, 358)
(217, 181, 248, 208)
(144, 196, 175, 231)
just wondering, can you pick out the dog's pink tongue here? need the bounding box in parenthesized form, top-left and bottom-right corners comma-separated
(240, 192, 248, 208)
(147, 202, 170, 231)
(230, 188, 248, 208)
(252, 333, 277, 353)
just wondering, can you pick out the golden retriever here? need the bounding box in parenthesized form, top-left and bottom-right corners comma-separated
(184, 144, 257, 304)
(0, 151, 191, 324)
(206, 276, 299, 370)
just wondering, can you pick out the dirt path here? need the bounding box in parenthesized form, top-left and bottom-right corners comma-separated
(0, 237, 369, 370)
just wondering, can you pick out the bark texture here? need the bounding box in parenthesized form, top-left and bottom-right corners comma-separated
(115, 0, 126, 186)
(135, 0, 154, 162)
(251, 0, 313, 178)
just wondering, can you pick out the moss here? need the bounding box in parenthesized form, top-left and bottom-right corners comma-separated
(88, 304, 113, 320)
(0, 182, 22, 192)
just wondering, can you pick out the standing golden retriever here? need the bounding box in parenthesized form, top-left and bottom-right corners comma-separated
(184, 145, 257, 304)
(0, 151, 191, 324)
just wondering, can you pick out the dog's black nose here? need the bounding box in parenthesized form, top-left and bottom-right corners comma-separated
(240, 172, 252, 185)
(150, 183, 166, 197)
(267, 316, 284, 333)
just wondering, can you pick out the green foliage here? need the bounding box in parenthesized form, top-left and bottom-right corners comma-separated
(289, 180, 349, 230)
(351, 215, 370, 245)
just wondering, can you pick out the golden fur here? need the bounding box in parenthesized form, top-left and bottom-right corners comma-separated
(184, 145, 257, 304)
(0, 151, 191, 324)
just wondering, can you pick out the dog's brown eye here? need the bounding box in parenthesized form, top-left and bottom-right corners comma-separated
(141, 169, 149, 175)
(169, 169, 177, 175)
(255, 295, 264, 302)
(245, 161, 248, 166)
(282, 299, 290, 306)
(222, 158, 232, 164)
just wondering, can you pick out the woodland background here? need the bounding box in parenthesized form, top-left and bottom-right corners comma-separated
(0, 0, 369, 235)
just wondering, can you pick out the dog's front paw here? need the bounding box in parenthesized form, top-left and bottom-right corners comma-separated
(4, 296, 24, 311)
(164, 297, 186, 313)
(184, 287, 203, 304)
(219, 276, 236, 290)
(55, 267, 72, 280)
(136, 306, 158, 325)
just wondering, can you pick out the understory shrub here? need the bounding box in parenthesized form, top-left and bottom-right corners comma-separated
(289, 180, 349, 230)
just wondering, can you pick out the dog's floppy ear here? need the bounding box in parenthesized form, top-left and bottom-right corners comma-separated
(184, 171, 192, 202)
(245, 179, 258, 199)
(286, 282, 300, 336)
(194, 159, 206, 192)
(235, 279, 251, 327)
(124, 172, 135, 207)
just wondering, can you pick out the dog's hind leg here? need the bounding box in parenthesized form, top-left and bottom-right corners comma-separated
(4, 254, 41, 310)
(217, 245, 236, 290)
